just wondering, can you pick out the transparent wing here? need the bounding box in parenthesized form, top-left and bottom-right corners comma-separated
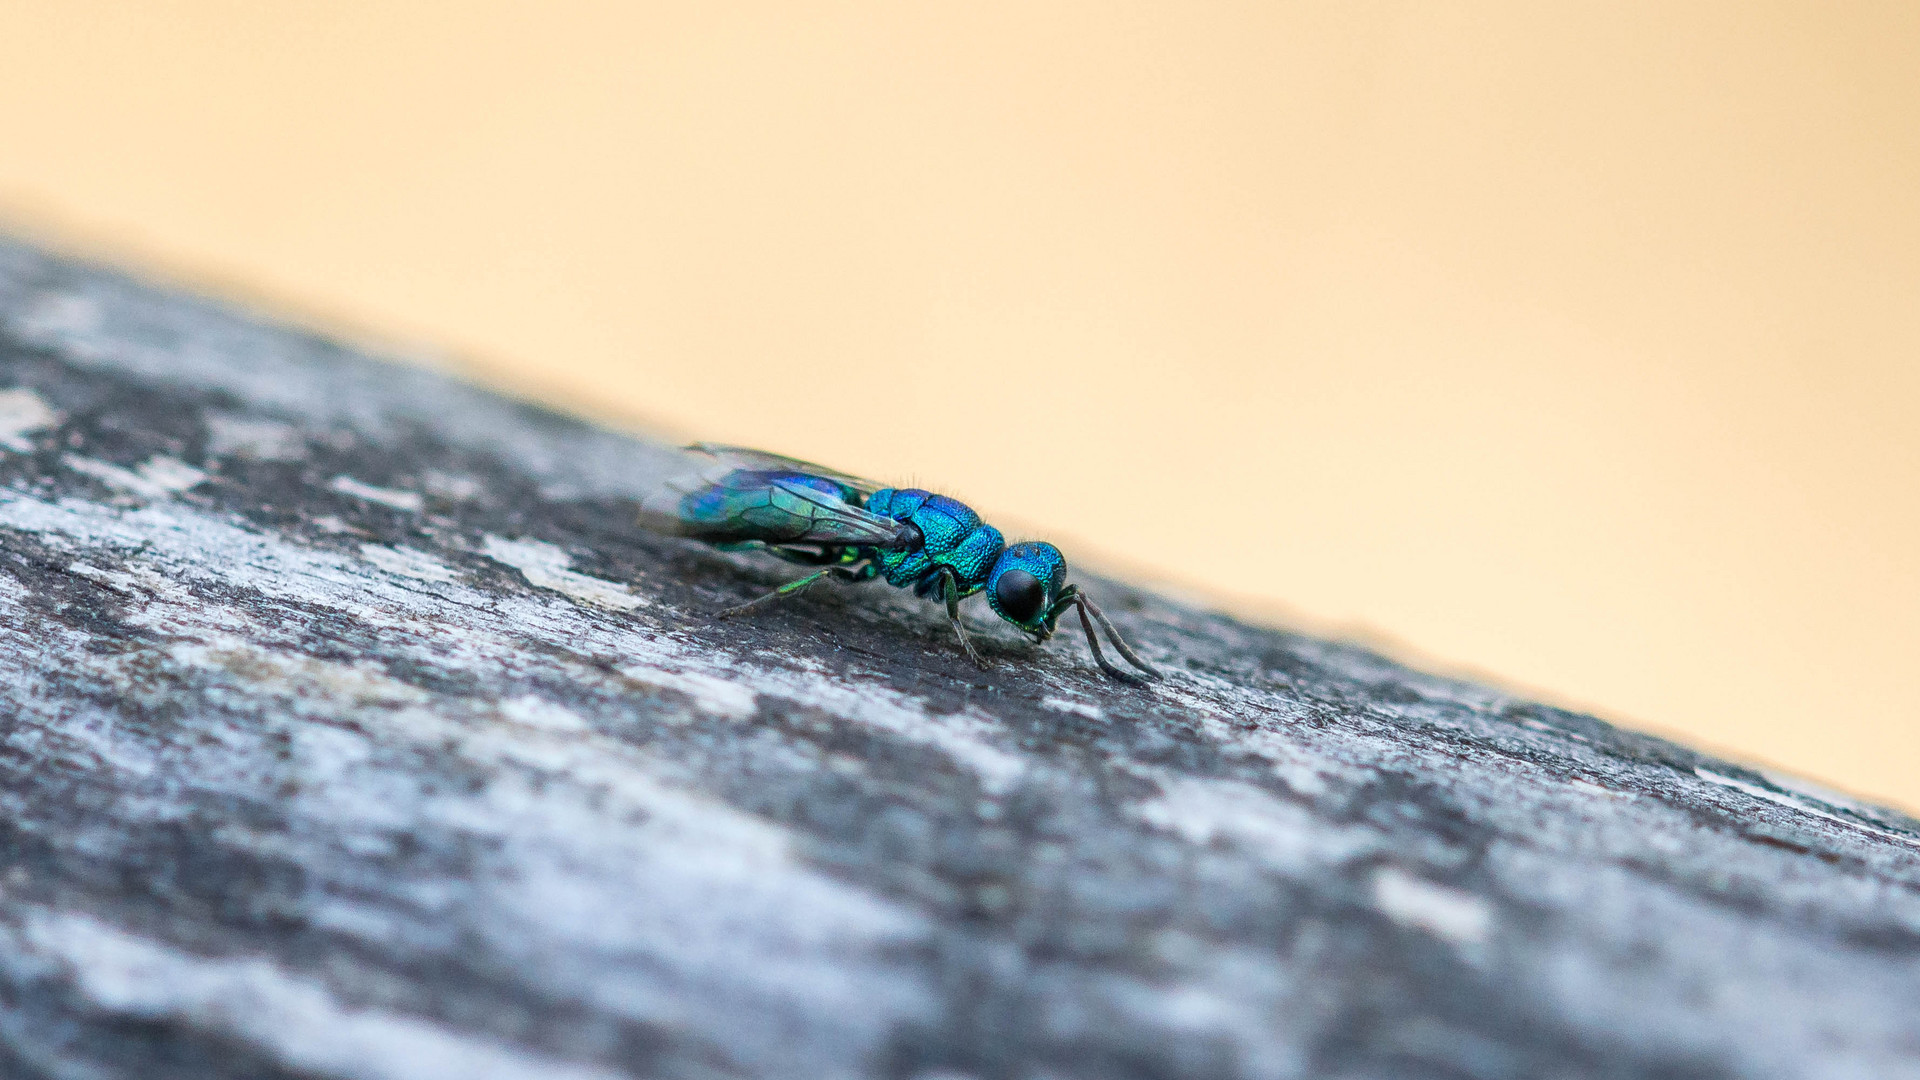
(684, 443, 885, 497)
(637, 445, 912, 550)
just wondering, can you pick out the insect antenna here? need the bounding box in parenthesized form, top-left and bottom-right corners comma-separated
(1068, 591, 1162, 684)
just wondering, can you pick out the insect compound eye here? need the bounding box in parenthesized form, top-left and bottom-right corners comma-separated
(993, 569, 1046, 625)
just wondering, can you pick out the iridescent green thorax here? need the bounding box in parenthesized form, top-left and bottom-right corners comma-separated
(865, 488, 1005, 596)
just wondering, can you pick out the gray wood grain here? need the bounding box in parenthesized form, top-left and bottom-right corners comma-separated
(1, 240, 1916, 1080)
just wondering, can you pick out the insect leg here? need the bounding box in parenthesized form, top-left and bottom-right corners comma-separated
(936, 566, 989, 670)
(713, 563, 868, 618)
(766, 544, 848, 567)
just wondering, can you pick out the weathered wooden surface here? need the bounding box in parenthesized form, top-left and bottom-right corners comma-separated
(0, 240, 1917, 1080)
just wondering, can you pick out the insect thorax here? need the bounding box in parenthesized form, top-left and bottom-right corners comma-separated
(865, 487, 1006, 595)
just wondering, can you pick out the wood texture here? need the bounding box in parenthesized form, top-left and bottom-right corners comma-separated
(1, 241, 1917, 1080)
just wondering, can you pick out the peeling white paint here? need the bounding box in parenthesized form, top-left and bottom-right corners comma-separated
(1372, 867, 1493, 946)
(1040, 696, 1105, 721)
(482, 535, 643, 611)
(1238, 726, 1343, 798)
(359, 544, 461, 583)
(12, 290, 102, 347)
(760, 672, 1029, 795)
(0, 387, 57, 451)
(67, 561, 192, 602)
(1568, 778, 1626, 800)
(63, 455, 207, 498)
(329, 475, 426, 512)
(1759, 768, 1897, 823)
(1696, 768, 1920, 850)
(1136, 775, 1377, 873)
(18, 910, 628, 1080)
(139, 456, 210, 492)
(423, 470, 483, 500)
(205, 412, 306, 461)
(168, 636, 431, 716)
(1522, 717, 1590, 743)
(497, 696, 591, 734)
(619, 665, 759, 719)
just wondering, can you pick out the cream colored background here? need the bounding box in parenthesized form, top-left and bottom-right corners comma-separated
(3, 4, 1916, 807)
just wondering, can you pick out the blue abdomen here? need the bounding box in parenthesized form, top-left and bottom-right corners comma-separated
(868, 488, 1005, 595)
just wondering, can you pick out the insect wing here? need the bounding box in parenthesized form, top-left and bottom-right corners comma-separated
(638, 447, 911, 550)
(684, 443, 884, 497)
(690, 471, 910, 547)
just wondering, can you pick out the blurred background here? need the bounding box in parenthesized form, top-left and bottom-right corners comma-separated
(1, 3, 1915, 809)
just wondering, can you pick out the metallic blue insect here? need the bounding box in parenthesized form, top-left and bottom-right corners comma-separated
(640, 444, 1161, 684)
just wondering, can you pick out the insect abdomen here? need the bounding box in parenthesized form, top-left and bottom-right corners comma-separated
(868, 488, 1005, 594)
